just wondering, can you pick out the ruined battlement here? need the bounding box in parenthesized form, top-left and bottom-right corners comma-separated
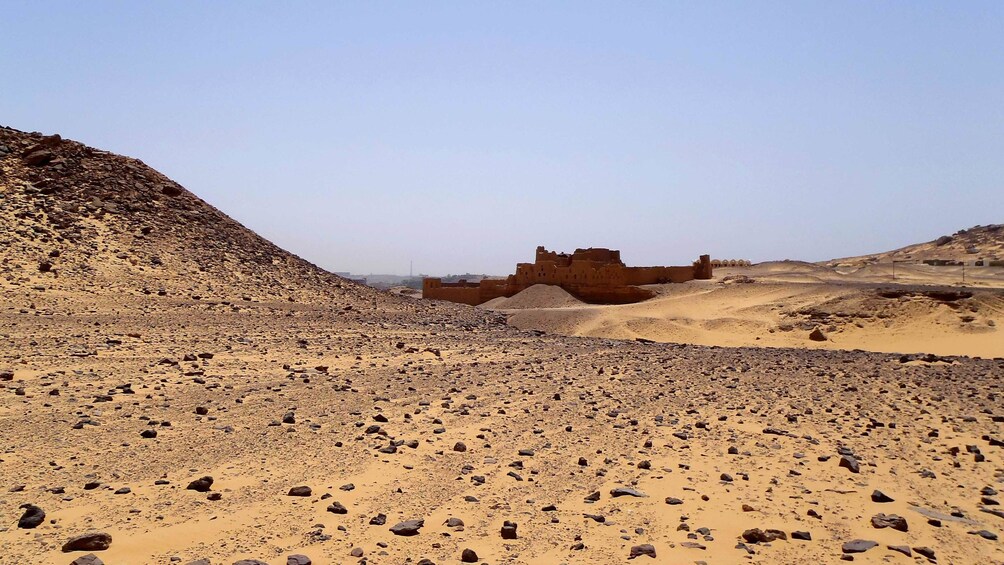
(423, 247, 712, 306)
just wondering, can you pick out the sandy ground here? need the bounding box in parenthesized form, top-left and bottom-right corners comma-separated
(499, 263, 1004, 359)
(2, 287, 1003, 565)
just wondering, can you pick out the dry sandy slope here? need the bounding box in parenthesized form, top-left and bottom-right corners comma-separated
(498, 264, 1004, 359)
(826, 224, 1004, 267)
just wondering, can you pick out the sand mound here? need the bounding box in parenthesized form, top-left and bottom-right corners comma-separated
(477, 296, 509, 309)
(489, 284, 585, 309)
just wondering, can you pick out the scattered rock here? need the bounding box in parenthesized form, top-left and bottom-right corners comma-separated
(62, 532, 112, 553)
(871, 513, 908, 532)
(871, 490, 894, 503)
(887, 545, 911, 557)
(17, 504, 45, 529)
(390, 519, 423, 536)
(839, 454, 860, 473)
(187, 476, 214, 492)
(742, 528, 787, 543)
(841, 540, 878, 554)
(629, 544, 657, 559)
(287, 486, 312, 497)
(611, 487, 647, 498)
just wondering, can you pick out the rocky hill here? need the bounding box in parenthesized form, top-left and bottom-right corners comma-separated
(0, 127, 377, 303)
(825, 224, 1004, 267)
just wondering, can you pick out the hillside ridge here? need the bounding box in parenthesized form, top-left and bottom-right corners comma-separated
(826, 224, 1003, 266)
(0, 126, 371, 303)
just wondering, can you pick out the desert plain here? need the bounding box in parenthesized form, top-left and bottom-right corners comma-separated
(1, 127, 1002, 565)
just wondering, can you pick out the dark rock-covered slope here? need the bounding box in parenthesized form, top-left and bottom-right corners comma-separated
(0, 127, 372, 302)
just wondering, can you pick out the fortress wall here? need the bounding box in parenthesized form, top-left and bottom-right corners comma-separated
(423, 285, 483, 305)
(422, 278, 512, 305)
(421, 278, 482, 305)
(570, 248, 622, 264)
(423, 248, 711, 306)
(623, 266, 697, 285)
(513, 261, 630, 287)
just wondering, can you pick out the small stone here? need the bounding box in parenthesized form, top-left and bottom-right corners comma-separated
(70, 554, 104, 565)
(742, 528, 787, 543)
(791, 531, 811, 541)
(629, 544, 656, 559)
(17, 504, 45, 529)
(460, 548, 478, 563)
(62, 532, 112, 552)
(871, 513, 908, 532)
(841, 539, 878, 553)
(326, 502, 347, 514)
(501, 520, 517, 539)
(870, 490, 894, 503)
(187, 476, 214, 492)
(288, 486, 312, 497)
(887, 545, 911, 557)
(839, 455, 860, 473)
(611, 487, 647, 498)
(390, 519, 423, 536)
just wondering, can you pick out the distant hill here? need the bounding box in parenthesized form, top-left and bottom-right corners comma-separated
(0, 127, 384, 303)
(825, 224, 1004, 267)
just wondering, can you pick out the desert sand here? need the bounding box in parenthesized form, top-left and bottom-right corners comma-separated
(499, 262, 1004, 359)
(2, 128, 1002, 565)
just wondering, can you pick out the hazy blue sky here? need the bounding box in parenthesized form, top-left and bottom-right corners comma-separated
(4, 2, 1002, 275)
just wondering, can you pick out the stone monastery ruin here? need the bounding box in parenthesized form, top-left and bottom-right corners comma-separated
(423, 246, 713, 306)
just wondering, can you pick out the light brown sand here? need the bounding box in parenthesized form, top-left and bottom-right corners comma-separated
(499, 264, 1004, 359)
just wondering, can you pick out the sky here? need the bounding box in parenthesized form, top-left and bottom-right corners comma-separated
(4, 2, 1003, 275)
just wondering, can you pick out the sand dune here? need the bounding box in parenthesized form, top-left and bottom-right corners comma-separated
(499, 267, 1004, 358)
(482, 284, 585, 310)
